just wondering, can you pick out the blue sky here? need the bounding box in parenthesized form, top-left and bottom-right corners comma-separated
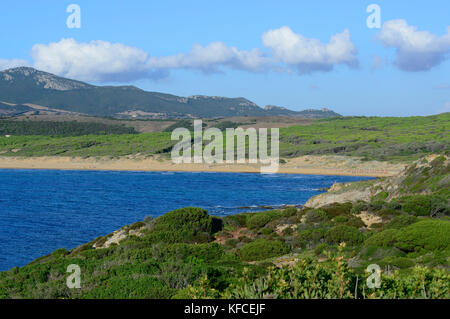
(1, 0, 449, 116)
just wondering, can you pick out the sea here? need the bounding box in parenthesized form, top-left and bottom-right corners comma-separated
(0, 169, 373, 270)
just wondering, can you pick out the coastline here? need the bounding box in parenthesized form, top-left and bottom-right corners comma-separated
(0, 155, 406, 177)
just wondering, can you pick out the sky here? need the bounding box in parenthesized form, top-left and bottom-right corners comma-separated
(1, 0, 449, 116)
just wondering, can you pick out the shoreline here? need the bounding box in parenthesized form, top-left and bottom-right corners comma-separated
(0, 155, 406, 177)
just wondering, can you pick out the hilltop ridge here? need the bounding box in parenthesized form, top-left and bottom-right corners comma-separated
(0, 67, 341, 119)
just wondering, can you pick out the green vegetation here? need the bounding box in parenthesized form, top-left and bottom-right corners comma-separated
(0, 132, 173, 157)
(239, 239, 289, 261)
(325, 225, 364, 245)
(0, 119, 137, 136)
(280, 113, 450, 161)
(0, 113, 448, 160)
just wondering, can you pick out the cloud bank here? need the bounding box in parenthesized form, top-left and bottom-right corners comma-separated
(2, 27, 360, 83)
(377, 19, 450, 71)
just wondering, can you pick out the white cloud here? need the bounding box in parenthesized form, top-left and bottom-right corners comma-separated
(148, 42, 270, 73)
(261, 26, 358, 73)
(31, 38, 152, 82)
(3, 27, 360, 82)
(0, 58, 30, 70)
(377, 19, 450, 71)
(29, 38, 270, 82)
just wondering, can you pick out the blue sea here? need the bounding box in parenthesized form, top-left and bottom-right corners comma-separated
(0, 169, 373, 271)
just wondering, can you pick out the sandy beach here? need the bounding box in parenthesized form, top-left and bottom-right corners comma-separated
(0, 155, 406, 177)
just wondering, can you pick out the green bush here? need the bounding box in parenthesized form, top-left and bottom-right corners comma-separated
(396, 195, 432, 216)
(145, 207, 213, 244)
(239, 239, 289, 261)
(364, 229, 399, 247)
(385, 215, 419, 229)
(379, 256, 415, 269)
(334, 216, 348, 223)
(260, 228, 273, 235)
(351, 201, 368, 214)
(376, 207, 400, 219)
(395, 219, 450, 253)
(325, 225, 364, 245)
(321, 202, 353, 218)
(304, 209, 329, 223)
(314, 243, 328, 256)
(298, 227, 327, 245)
(247, 214, 273, 229)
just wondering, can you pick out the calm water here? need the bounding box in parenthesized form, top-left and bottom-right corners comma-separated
(0, 169, 373, 270)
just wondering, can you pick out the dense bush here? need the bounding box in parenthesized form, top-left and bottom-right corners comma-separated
(298, 227, 327, 246)
(364, 229, 399, 247)
(379, 256, 415, 269)
(395, 220, 450, 253)
(187, 244, 450, 299)
(239, 239, 289, 261)
(321, 202, 353, 218)
(385, 215, 419, 229)
(325, 225, 364, 245)
(246, 214, 274, 229)
(145, 207, 214, 244)
(0, 119, 137, 136)
(395, 195, 433, 216)
(304, 209, 329, 223)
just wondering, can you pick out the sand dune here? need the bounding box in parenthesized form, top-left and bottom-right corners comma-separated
(0, 155, 406, 177)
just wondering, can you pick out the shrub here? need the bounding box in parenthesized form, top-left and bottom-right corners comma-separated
(395, 219, 450, 253)
(321, 202, 353, 218)
(145, 207, 213, 244)
(239, 239, 289, 261)
(369, 200, 385, 212)
(281, 207, 298, 217)
(298, 227, 327, 245)
(325, 225, 364, 245)
(247, 214, 273, 229)
(351, 201, 368, 214)
(371, 191, 388, 202)
(304, 209, 328, 223)
(225, 238, 238, 248)
(364, 229, 399, 247)
(376, 207, 400, 219)
(396, 195, 432, 216)
(223, 214, 246, 229)
(314, 243, 328, 256)
(385, 215, 419, 229)
(379, 256, 415, 269)
(334, 216, 348, 223)
(345, 215, 365, 228)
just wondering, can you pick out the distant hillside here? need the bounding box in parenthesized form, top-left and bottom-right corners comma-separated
(0, 102, 33, 117)
(264, 105, 341, 118)
(0, 67, 341, 119)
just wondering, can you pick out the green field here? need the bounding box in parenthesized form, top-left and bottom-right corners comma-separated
(0, 113, 448, 161)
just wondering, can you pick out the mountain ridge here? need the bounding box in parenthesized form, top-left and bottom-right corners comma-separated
(0, 67, 341, 119)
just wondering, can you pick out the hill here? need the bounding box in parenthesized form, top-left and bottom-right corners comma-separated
(264, 105, 341, 118)
(0, 67, 341, 119)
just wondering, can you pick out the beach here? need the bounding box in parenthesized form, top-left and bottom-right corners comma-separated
(0, 155, 406, 177)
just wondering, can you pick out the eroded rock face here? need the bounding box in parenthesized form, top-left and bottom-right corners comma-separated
(305, 187, 374, 208)
(304, 154, 449, 208)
